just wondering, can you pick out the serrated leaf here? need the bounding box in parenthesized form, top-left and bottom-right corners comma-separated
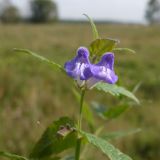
(13, 48, 65, 72)
(80, 131, 132, 160)
(72, 89, 95, 130)
(95, 83, 139, 104)
(0, 151, 28, 160)
(29, 117, 77, 159)
(89, 38, 119, 57)
(102, 128, 141, 140)
(92, 102, 129, 119)
(83, 14, 99, 40)
(113, 48, 136, 54)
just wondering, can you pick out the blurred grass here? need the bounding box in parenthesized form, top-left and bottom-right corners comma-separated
(0, 23, 160, 160)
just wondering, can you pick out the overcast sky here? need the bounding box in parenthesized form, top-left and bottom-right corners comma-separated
(9, 0, 149, 23)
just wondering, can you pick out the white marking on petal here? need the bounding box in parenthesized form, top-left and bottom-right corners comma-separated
(79, 63, 87, 78)
(71, 62, 81, 77)
(98, 66, 112, 80)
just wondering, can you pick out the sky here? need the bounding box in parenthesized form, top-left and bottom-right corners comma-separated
(4, 0, 149, 23)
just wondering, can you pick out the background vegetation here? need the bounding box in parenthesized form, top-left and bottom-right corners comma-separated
(0, 0, 58, 23)
(0, 23, 160, 160)
(146, 0, 160, 24)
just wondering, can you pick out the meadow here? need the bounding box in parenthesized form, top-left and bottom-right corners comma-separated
(0, 23, 160, 160)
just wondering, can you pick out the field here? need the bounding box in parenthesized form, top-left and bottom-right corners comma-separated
(0, 23, 160, 160)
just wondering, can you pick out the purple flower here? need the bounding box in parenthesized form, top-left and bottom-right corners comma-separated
(64, 47, 118, 89)
(64, 47, 92, 86)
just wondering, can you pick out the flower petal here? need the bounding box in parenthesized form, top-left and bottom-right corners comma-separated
(91, 53, 118, 84)
(64, 47, 92, 80)
(97, 53, 114, 70)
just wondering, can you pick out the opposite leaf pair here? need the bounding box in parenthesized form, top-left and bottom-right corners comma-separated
(64, 47, 118, 89)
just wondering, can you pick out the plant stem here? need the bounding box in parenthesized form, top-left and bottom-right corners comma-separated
(75, 89, 85, 160)
(78, 90, 85, 130)
(75, 138, 82, 160)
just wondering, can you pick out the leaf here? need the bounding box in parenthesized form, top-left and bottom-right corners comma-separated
(80, 131, 132, 160)
(113, 48, 136, 54)
(102, 128, 141, 140)
(13, 48, 65, 73)
(83, 14, 99, 40)
(95, 83, 139, 104)
(72, 89, 95, 130)
(132, 81, 142, 94)
(92, 102, 129, 119)
(0, 151, 28, 160)
(29, 117, 77, 159)
(104, 105, 129, 119)
(91, 102, 107, 119)
(89, 38, 119, 57)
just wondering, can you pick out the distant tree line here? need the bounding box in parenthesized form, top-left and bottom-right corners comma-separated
(146, 0, 160, 24)
(0, 0, 58, 23)
(1, 0, 160, 24)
